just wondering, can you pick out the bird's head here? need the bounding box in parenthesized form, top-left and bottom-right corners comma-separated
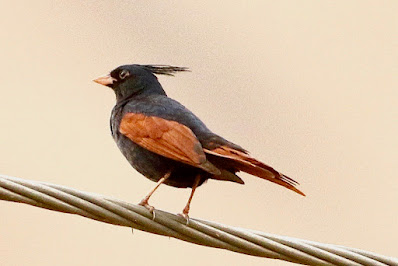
(93, 64, 189, 100)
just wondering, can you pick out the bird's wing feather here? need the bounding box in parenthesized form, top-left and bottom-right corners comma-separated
(204, 146, 305, 196)
(120, 113, 220, 175)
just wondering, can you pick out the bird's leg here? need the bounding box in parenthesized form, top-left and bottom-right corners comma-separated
(179, 174, 201, 221)
(139, 171, 171, 213)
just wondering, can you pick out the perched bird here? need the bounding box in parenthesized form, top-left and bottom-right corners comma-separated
(94, 64, 304, 218)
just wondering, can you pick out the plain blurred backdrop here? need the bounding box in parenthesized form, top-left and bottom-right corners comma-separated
(0, 1, 397, 265)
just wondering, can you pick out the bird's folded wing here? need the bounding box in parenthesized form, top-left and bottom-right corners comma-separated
(119, 113, 220, 175)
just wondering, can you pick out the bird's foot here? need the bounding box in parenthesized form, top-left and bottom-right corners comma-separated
(177, 208, 190, 225)
(138, 199, 156, 220)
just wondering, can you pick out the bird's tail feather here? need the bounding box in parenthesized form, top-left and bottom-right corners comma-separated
(204, 147, 305, 196)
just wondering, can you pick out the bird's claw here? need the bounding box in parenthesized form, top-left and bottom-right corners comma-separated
(177, 212, 190, 225)
(138, 200, 156, 220)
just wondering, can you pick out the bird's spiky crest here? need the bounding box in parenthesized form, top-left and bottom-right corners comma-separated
(143, 65, 190, 76)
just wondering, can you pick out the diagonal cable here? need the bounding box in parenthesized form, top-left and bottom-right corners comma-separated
(0, 175, 397, 266)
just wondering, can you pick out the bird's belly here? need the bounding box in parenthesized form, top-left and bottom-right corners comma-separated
(115, 135, 209, 188)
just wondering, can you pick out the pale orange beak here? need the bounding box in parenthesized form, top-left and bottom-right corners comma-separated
(93, 74, 116, 87)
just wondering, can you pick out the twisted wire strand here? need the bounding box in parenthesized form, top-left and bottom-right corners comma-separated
(1, 175, 397, 266)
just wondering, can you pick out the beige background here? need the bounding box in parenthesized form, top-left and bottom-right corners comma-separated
(0, 1, 397, 265)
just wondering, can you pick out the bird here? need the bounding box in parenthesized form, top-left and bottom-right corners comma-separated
(93, 64, 304, 218)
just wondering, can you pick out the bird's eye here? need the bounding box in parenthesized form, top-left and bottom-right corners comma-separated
(119, 70, 130, 80)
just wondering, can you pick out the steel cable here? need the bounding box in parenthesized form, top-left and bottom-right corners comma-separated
(1, 175, 397, 266)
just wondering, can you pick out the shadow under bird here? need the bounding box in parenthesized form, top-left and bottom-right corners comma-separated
(94, 64, 305, 218)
